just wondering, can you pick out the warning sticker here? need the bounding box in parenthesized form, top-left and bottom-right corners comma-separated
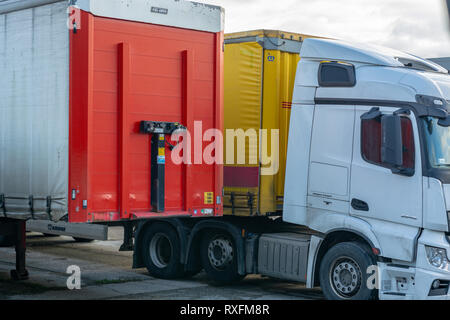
(157, 156, 165, 164)
(158, 147, 165, 156)
(204, 192, 214, 205)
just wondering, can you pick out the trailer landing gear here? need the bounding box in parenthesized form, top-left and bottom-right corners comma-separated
(11, 220, 29, 281)
(0, 219, 29, 281)
(11, 220, 29, 280)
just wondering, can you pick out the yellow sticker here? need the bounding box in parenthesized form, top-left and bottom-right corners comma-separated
(159, 135, 165, 141)
(204, 192, 214, 205)
(158, 148, 165, 156)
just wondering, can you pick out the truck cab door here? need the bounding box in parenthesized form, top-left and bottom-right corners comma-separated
(307, 104, 355, 214)
(350, 106, 422, 259)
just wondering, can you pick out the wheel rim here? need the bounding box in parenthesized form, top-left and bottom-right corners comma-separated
(329, 256, 362, 299)
(207, 236, 234, 271)
(149, 233, 172, 269)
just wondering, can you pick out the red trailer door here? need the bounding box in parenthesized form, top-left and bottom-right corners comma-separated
(68, 1, 223, 223)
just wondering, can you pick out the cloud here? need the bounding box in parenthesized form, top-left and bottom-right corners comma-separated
(195, 0, 450, 57)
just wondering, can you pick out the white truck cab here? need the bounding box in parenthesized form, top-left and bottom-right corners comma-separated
(284, 38, 450, 299)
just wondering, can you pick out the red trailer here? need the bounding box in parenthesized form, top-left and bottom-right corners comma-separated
(0, 0, 224, 279)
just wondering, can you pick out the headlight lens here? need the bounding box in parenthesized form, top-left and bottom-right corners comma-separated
(425, 246, 449, 270)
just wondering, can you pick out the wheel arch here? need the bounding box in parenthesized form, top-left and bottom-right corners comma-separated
(311, 229, 379, 287)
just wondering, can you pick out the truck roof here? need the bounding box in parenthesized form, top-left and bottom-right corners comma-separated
(301, 38, 448, 74)
(297, 39, 450, 104)
(0, 0, 224, 33)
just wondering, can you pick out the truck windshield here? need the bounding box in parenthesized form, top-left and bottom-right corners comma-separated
(422, 117, 450, 168)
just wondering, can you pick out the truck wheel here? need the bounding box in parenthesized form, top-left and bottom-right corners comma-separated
(142, 223, 184, 279)
(320, 242, 377, 300)
(200, 231, 244, 284)
(0, 235, 14, 247)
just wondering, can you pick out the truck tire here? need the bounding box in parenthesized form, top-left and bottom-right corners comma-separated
(200, 231, 244, 284)
(141, 223, 184, 279)
(319, 242, 377, 300)
(0, 235, 14, 247)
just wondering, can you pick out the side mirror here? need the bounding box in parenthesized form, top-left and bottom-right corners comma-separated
(381, 114, 403, 168)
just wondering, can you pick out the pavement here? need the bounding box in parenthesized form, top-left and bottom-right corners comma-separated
(0, 228, 324, 300)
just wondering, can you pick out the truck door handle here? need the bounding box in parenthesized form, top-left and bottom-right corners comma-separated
(351, 199, 369, 212)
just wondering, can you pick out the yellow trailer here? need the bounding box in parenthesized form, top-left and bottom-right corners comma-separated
(224, 30, 321, 216)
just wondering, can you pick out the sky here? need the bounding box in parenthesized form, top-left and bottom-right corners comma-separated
(195, 0, 450, 58)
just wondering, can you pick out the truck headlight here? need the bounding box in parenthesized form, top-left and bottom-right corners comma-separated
(425, 246, 449, 270)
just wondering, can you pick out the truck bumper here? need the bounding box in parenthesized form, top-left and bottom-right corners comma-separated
(380, 230, 450, 300)
(414, 267, 450, 300)
(378, 265, 450, 300)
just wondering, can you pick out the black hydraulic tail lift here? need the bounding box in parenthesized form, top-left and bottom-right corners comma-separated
(139, 121, 186, 212)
